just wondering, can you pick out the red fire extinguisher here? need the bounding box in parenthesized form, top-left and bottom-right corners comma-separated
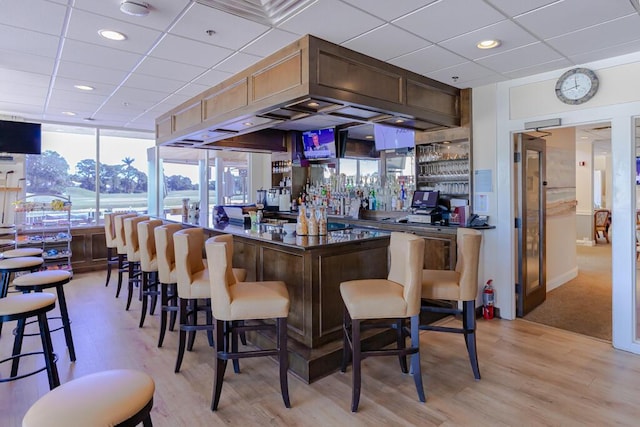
(482, 279, 495, 320)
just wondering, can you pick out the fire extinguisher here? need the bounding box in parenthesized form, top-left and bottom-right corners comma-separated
(482, 279, 495, 320)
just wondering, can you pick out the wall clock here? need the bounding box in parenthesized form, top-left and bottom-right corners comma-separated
(555, 68, 599, 105)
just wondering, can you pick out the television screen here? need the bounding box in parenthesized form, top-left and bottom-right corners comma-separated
(411, 190, 439, 209)
(374, 124, 415, 151)
(0, 120, 41, 154)
(302, 128, 336, 159)
(636, 157, 640, 184)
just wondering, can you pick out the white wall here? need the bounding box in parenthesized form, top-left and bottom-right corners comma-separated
(480, 50, 640, 353)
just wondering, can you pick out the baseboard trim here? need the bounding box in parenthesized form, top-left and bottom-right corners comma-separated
(547, 266, 579, 292)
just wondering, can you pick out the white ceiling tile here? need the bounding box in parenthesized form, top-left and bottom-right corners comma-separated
(0, 0, 67, 36)
(515, 0, 637, 40)
(484, 0, 559, 17)
(0, 25, 60, 58)
(193, 69, 232, 87)
(343, 24, 430, 61)
(0, 102, 43, 116)
(51, 76, 116, 98)
(0, 69, 50, 88)
(48, 88, 107, 106)
(278, 0, 384, 44)
(213, 52, 262, 74)
(477, 43, 563, 73)
(60, 39, 142, 72)
(56, 61, 129, 86)
(440, 20, 538, 61)
(456, 73, 509, 88)
(504, 58, 573, 79)
(149, 34, 233, 68)
(109, 87, 171, 106)
(568, 39, 640, 66)
(388, 45, 467, 75)
(66, 9, 162, 54)
(0, 91, 47, 106)
(73, 0, 191, 32)
(340, 0, 437, 21)
(135, 56, 207, 82)
(0, 49, 56, 74)
(393, 0, 505, 43)
(547, 15, 640, 58)
(0, 83, 49, 99)
(123, 73, 186, 94)
(241, 29, 300, 57)
(175, 83, 210, 97)
(426, 61, 500, 86)
(170, 2, 270, 50)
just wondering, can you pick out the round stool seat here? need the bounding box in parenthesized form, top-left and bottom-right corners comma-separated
(23, 369, 155, 427)
(0, 293, 56, 320)
(3, 248, 43, 258)
(0, 238, 15, 246)
(0, 256, 44, 271)
(14, 270, 71, 288)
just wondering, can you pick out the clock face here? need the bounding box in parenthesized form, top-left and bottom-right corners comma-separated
(555, 68, 599, 105)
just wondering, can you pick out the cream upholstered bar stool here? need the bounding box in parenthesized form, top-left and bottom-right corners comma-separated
(0, 292, 59, 390)
(123, 215, 150, 310)
(113, 213, 137, 298)
(2, 247, 43, 258)
(154, 223, 182, 348)
(102, 212, 119, 287)
(206, 237, 290, 411)
(420, 227, 482, 379)
(137, 219, 163, 328)
(22, 369, 155, 427)
(173, 227, 214, 373)
(340, 232, 425, 412)
(0, 256, 44, 336)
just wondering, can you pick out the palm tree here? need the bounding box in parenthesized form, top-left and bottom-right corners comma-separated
(121, 157, 135, 193)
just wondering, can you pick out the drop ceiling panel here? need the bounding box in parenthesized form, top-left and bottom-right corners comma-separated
(0, 83, 49, 99)
(388, 45, 467, 75)
(135, 56, 207, 82)
(109, 87, 172, 105)
(48, 89, 106, 107)
(175, 83, 211, 97)
(60, 39, 142, 71)
(240, 29, 301, 57)
(484, 0, 559, 17)
(343, 24, 430, 61)
(515, 0, 637, 40)
(568, 39, 640, 65)
(0, 49, 56, 75)
(0, 102, 44, 116)
(65, 9, 163, 54)
(213, 52, 263, 74)
(547, 15, 640, 58)
(56, 61, 129, 86)
(0, 0, 67, 36)
(52, 76, 116, 97)
(149, 34, 234, 68)
(504, 58, 572, 79)
(478, 43, 564, 74)
(123, 73, 187, 94)
(341, 0, 436, 21)
(73, 0, 191, 31)
(169, 2, 270, 50)
(193, 69, 233, 87)
(0, 70, 51, 89)
(427, 61, 502, 87)
(0, 25, 60, 58)
(393, 0, 505, 43)
(277, 0, 384, 44)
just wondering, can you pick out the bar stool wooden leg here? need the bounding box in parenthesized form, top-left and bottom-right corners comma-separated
(10, 317, 27, 377)
(38, 311, 60, 389)
(115, 254, 126, 298)
(278, 317, 290, 408)
(104, 247, 113, 287)
(351, 317, 362, 413)
(54, 283, 76, 362)
(175, 298, 188, 373)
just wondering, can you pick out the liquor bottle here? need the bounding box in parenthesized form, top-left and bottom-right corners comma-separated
(308, 207, 318, 236)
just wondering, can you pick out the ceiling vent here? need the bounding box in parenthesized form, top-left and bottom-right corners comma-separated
(120, 1, 150, 17)
(195, 0, 315, 25)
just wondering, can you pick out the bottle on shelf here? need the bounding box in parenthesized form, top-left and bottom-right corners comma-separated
(296, 205, 308, 236)
(307, 207, 318, 236)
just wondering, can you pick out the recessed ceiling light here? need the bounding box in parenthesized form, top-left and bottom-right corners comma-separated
(98, 29, 127, 41)
(62, 111, 76, 116)
(120, 1, 150, 17)
(477, 39, 501, 49)
(74, 84, 94, 91)
(365, 135, 373, 139)
(243, 122, 253, 126)
(395, 118, 405, 124)
(308, 102, 319, 107)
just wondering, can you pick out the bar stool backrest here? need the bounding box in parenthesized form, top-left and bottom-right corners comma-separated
(174, 228, 205, 295)
(137, 219, 163, 272)
(209, 234, 238, 287)
(454, 228, 482, 301)
(387, 232, 425, 317)
(114, 213, 137, 255)
(154, 224, 182, 284)
(103, 213, 117, 248)
(123, 216, 150, 262)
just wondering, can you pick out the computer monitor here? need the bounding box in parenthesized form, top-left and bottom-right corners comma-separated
(411, 190, 439, 210)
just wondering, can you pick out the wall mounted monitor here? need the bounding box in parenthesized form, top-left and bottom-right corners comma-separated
(373, 124, 414, 151)
(302, 127, 336, 159)
(0, 120, 42, 154)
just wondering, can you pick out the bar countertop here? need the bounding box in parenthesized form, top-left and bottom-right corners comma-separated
(209, 221, 390, 250)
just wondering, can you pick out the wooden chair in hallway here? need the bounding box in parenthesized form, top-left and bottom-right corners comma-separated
(594, 209, 611, 244)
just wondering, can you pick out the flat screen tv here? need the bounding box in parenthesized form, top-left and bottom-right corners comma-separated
(302, 127, 336, 159)
(636, 157, 640, 184)
(374, 124, 414, 151)
(0, 120, 41, 154)
(411, 190, 439, 210)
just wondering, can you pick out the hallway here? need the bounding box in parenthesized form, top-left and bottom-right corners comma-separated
(524, 244, 612, 341)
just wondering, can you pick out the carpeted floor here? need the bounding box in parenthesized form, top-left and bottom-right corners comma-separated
(524, 244, 612, 341)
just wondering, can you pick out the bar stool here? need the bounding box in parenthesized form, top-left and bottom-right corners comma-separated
(420, 227, 483, 379)
(102, 213, 119, 287)
(0, 292, 59, 390)
(22, 369, 155, 427)
(340, 232, 425, 412)
(154, 223, 182, 348)
(205, 237, 290, 411)
(113, 213, 137, 299)
(123, 215, 149, 310)
(173, 228, 214, 373)
(2, 247, 43, 258)
(0, 256, 44, 336)
(137, 219, 163, 328)
(13, 270, 76, 362)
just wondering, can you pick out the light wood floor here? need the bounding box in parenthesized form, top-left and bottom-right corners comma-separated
(3, 271, 640, 426)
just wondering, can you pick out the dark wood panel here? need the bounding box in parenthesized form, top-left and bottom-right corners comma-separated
(406, 80, 458, 117)
(251, 51, 303, 102)
(233, 239, 258, 282)
(91, 232, 107, 260)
